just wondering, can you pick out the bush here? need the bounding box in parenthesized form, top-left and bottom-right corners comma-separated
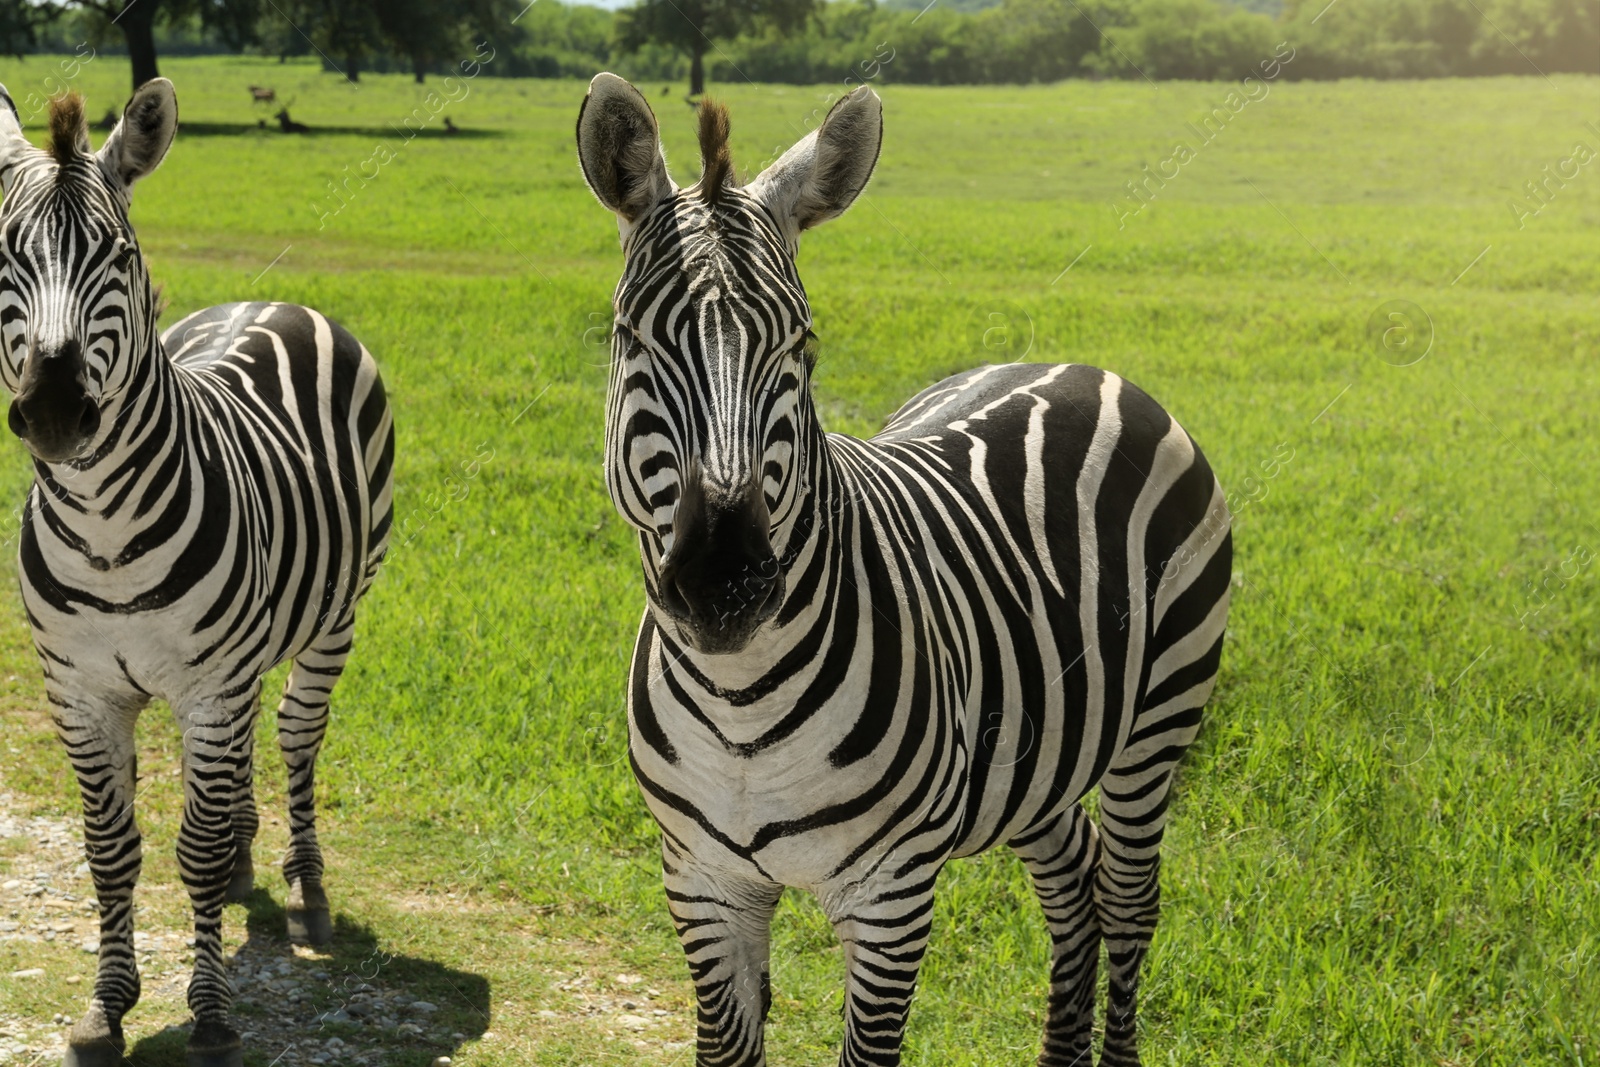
(469, 0, 1600, 85)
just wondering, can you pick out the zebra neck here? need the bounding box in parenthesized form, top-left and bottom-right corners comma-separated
(29, 344, 198, 553)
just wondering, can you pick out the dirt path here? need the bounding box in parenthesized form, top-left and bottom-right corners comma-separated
(0, 773, 697, 1067)
(0, 789, 477, 1067)
(0, 665, 696, 1067)
(0, 795, 84, 1064)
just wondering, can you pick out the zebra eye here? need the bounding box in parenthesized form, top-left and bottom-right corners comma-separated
(616, 321, 643, 349)
(799, 332, 818, 374)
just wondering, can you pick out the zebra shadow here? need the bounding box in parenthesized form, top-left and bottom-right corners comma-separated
(125, 889, 491, 1066)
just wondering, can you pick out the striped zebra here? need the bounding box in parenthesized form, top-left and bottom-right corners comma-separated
(0, 84, 393, 1067)
(578, 74, 1232, 1066)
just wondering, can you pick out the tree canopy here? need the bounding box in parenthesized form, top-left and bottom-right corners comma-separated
(22, 0, 517, 91)
(617, 0, 820, 95)
(8, 0, 1596, 92)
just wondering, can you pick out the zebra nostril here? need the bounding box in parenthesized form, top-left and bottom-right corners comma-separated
(77, 401, 99, 438)
(658, 563, 692, 621)
(7, 400, 28, 439)
(715, 554, 780, 622)
(657, 550, 782, 631)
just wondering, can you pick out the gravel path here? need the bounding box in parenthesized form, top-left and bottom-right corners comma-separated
(0, 792, 472, 1067)
(0, 797, 84, 1065)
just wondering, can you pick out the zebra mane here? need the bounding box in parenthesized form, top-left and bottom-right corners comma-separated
(697, 98, 734, 206)
(48, 91, 87, 167)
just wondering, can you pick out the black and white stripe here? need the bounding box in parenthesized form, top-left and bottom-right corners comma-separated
(580, 74, 1231, 1067)
(0, 82, 393, 1067)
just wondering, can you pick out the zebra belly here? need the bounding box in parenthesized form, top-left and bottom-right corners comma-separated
(632, 758, 968, 891)
(20, 505, 363, 708)
(860, 501, 1113, 861)
(23, 598, 274, 709)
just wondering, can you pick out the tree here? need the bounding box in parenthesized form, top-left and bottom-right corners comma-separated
(1108, 0, 1276, 79)
(617, 0, 819, 95)
(303, 0, 381, 81)
(40, 0, 260, 90)
(372, 0, 515, 82)
(73, 0, 162, 87)
(258, 0, 507, 84)
(0, 0, 59, 57)
(374, 0, 451, 81)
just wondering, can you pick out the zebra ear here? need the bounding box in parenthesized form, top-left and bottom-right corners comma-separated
(749, 85, 881, 238)
(96, 78, 178, 194)
(0, 83, 20, 136)
(577, 73, 673, 225)
(0, 83, 29, 193)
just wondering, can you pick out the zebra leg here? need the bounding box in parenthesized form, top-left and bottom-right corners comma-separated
(825, 884, 936, 1067)
(224, 726, 258, 903)
(662, 841, 783, 1067)
(1010, 804, 1101, 1067)
(176, 688, 259, 1067)
(59, 699, 142, 1067)
(1093, 769, 1177, 1067)
(277, 623, 354, 946)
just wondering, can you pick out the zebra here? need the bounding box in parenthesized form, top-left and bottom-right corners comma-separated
(577, 73, 1232, 1067)
(0, 83, 393, 1067)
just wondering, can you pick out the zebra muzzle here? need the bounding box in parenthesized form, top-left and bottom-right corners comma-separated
(656, 476, 785, 654)
(9, 341, 100, 462)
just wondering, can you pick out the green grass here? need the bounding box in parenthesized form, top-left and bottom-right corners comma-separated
(0, 53, 1596, 1066)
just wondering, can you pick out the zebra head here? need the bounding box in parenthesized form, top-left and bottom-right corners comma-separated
(0, 80, 177, 463)
(578, 73, 881, 655)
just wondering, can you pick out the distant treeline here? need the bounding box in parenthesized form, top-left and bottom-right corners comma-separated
(25, 0, 1600, 84)
(448, 0, 1600, 83)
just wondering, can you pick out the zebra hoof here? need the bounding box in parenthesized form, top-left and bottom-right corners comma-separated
(63, 1006, 124, 1066)
(224, 853, 254, 903)
(286, 906, 332, 946)
(185, 1019, 243, 1067)
(286, 879, 332, 946)
(62, 1043, 124, 1067)
(185, 1053, 242, 1067)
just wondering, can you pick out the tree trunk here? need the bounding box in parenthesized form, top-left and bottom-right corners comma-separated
(413, 55, 425, 83)
(690, 47, 705, 96)
(119, 0, 160, 91)
(345, 51, 361, 83)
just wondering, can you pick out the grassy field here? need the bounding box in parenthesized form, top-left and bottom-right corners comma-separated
(0, 50, 1595, 1067)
